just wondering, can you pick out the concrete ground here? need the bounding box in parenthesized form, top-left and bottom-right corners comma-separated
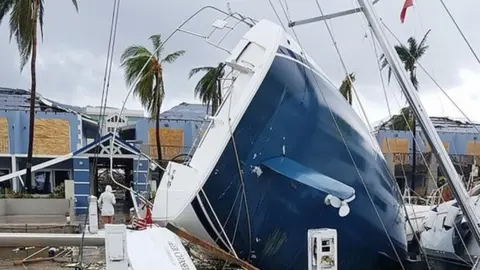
(0, 247, 105, 270)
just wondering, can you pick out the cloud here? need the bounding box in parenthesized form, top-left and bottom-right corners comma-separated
(0, 0, 479, 122)
(353, 68, 480, 127)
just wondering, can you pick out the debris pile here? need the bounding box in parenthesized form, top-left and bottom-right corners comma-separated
(183, 240, 241, 270)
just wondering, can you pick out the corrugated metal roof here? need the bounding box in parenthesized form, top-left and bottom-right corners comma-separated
(160, 102, 209, 121)
(0, 87, 94, 121)
(376, 114, 480, 133)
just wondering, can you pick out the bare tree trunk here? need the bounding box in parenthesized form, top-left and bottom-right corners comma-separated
(155, 73, 165, 183)
(26, 0, 39, 193)
(411, 116, 417, 191)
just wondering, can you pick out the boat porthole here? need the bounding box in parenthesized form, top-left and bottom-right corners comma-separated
(287, 39, 291, 45)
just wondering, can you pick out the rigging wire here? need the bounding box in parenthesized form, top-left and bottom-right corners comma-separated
(367, 27, 433, 268)
(379, 19, 480, 157)
(104, 9, 256, 264)
(346, 1, 432, 266)
(274, 3, 406, 268)
(377, 17, 479, 263)
(380, 51, 475, 264)
(374, 19, 475, 263)
(266, 0, 287, 31)
(77, 0, 121, 267)
(311, 0, 375, 137)
(438, 0, 480, 66)
(387, 75, 475, 265)
(226, 80, 253, 257)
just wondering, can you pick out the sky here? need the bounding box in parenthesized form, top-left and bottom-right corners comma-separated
(1, 0, 479, 126)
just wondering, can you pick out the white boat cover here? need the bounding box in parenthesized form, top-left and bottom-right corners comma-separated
(126, 227, 197, 270)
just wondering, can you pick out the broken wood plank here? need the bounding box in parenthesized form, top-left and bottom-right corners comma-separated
(166, 223, 259, 270)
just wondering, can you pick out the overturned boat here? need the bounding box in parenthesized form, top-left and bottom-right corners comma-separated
(152, 19, 407, 269)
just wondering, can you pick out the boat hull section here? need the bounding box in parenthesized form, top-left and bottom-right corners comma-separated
(191, 51, 407, 269)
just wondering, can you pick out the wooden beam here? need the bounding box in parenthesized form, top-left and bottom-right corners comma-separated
(166, 223, 259, 270)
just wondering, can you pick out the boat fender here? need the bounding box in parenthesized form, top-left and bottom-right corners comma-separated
(443, 205, 460, 230)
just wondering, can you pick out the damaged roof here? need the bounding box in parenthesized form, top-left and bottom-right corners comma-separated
(0, 87, 96, 122)
(160, 102, 209, 121)
(377, 115, 480, 133)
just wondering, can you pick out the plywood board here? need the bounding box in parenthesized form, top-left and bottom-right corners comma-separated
(466, 141, 480, 163)
(0, 117, 8, 153)
(148, 128, 184, 160)
(33, 119, 70, 155)
(381, 138, 409, 154)
(425, 141, 450, 153)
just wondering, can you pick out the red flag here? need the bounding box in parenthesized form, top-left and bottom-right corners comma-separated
(400, 0, 413, 23)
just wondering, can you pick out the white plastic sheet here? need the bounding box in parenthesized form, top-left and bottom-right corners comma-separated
(126, 227, 197, 270)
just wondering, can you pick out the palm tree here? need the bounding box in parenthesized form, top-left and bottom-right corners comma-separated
(120, 34, 185, 165)
(339, 72, 356, 105)
(389, 106, 415, 130)
(188, 63, 225, 115)
(380, 30, 431, 91)
(380, 29, 431, 191)
(0, 0, 79, 193)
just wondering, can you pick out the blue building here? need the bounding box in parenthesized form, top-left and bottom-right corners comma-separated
(375, 116, 480, 195)
(0, 87, 208, 215)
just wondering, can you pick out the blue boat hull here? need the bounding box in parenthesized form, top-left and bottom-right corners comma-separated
(191, 49, 407, 269)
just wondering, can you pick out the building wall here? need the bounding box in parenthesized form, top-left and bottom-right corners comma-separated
(376, 130, 479, 157)
(135, 118, 207, 160)
(0, 111, 79, 155)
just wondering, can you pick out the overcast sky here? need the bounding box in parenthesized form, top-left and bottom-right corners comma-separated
(1, 0, 479, 125)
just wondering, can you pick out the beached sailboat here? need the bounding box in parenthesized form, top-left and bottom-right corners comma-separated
(149, 0, 480, 268)
(152, 15, 407, 270)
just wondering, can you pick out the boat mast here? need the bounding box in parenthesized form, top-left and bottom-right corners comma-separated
(356, 0, 480, 247)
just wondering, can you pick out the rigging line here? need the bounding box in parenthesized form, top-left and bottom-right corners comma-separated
(386, 67, 475, 265)
(369, 28, 433, 269)
(266, 0, 287, 31)
(282, 24, 406, 270)
(438, 0, 480, 66)
(380, 19, 480, 160)
(227, 86, 253, 257)
(275, 0, 404, 260)
(107, 6, 254, 174)
(312, 0, 374, 136)
(197, 190, 238, 256)
(77, 0, 120, 267)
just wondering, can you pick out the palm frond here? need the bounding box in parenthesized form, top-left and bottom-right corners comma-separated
(70, 0, 79, 12)
(120, 45, 152, 64)
(0, 0, 14, 26)
(121, 53, 154, 88)
(188, 66, 215, 79)
(38, 0, 44, 39)
(162, 50, 185, 64)
(339, 73, 355, 105)
(149, 34, 163, 59)
(9, 0, 34, 71)
(417, 29, 431, 52)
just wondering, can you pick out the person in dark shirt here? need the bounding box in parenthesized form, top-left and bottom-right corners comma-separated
(123, 176, 134, 224)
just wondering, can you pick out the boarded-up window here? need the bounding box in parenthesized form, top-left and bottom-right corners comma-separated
(467, 141, 480, 163)
(381, 138, 409, 154)
(33, 119, 71, 155)
(425, 141, 450, 153)
(148, 128, 184, 160)
(0, 117, 8, 153)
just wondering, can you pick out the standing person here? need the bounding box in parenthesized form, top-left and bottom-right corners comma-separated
(98, 185, 116, 224)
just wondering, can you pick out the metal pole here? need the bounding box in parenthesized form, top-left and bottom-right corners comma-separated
(0, 233, 105, 247)
(356, 0, 480, 248)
